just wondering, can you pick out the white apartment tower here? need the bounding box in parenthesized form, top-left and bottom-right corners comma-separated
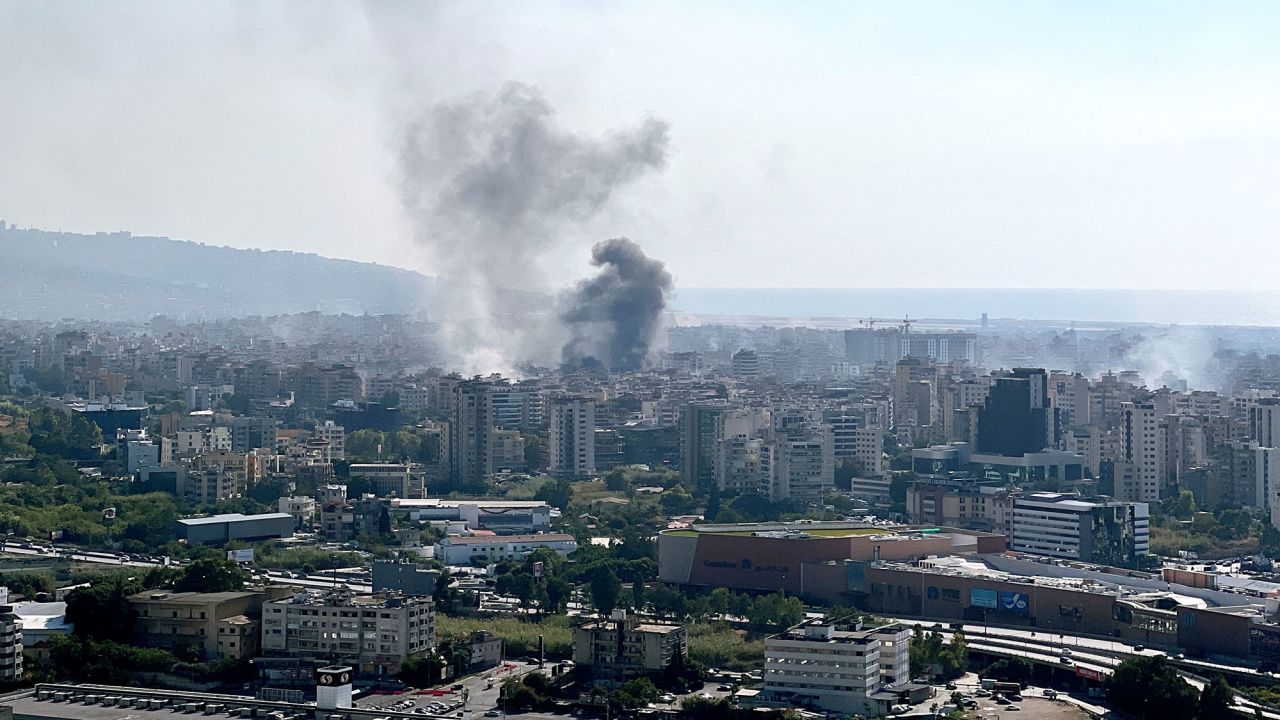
(1121, 402, 1162, 503)
(548, 396, 596, 479)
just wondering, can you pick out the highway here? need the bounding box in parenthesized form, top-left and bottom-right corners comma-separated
(901, 620, 1280, 719)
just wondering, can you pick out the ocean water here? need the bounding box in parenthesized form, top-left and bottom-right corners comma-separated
(668, 288, 1280, 327)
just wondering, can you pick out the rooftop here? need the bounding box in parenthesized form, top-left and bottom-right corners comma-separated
(178, 512, 293, 526)
(439, 533, 575, 545)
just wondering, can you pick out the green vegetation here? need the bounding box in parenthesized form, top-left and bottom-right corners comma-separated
(686, 622, 764, 671)
(435, 614, 574, 660)
(1105, 656, 1202, 720)
(909, 627, 967, 680)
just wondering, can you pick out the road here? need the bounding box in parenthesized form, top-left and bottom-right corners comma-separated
(901, 620, 1280, 719)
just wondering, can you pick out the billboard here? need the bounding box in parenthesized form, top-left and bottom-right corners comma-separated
(970, 588, 998, 609)
(1000, 591, 1029, 614)
(1075, 665, 1105, 682)
(226, 548, 255, 563)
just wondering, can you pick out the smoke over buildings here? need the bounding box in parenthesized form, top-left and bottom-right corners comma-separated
(560, 238, 673, 372)
(396, 82, 671, 373)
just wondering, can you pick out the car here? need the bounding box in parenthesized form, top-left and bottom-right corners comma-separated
(994, 695, 1011, 705)
(1044, 690, 1058, 699)
(1006, 705, 1022, 711)
(484, 712, 501, 718)
(1059, 656, 1073, 664)
(451, 684, 464, 691)
(1134, 645, 1145, 652)
(945, 682, 956, 690)
(716, 685, 731, 692)
(1060, 648, 1073, 657)
(975, 689, 991, 697)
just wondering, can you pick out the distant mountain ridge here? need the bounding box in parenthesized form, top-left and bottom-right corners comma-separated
(0, 224, 434, 321)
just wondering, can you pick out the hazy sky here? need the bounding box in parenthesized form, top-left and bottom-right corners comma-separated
(3, 1, 1280, 291)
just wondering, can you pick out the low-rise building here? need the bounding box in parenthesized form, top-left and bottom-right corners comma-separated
(389, 499, 552, 534)
(128, 589, 285, 660)
(762, 621, 886, 717)
(349, 463, 424, 499)
(260, 589, 435, 676)
(435, 533, 578, 565)
(176, 512, 295, 545)
(572, 611, 687, 686)
(278, 496, 317, 528)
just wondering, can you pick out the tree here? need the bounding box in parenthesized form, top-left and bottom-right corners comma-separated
(615, 677, 658, 708)
(175, 557, 246, 593)
(1105, 656, 1198, 720)
(535, 479, 572, 509)
(346, 430, 385, 462)
(589, 566, 622, 615)
(1197, 675, 1234, 719)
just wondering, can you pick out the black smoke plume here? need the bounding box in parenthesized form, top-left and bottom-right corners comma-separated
(560, 238, 673, 372)
(397, 83, 670, 373)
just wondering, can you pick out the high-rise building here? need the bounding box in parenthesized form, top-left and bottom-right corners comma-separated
(548, 396, 596, 478)
(843, 328, 903, 365)
(313, 421, 346, 461)
(681, 402, 729, 491)
(731, 349, 761, 379)
(765, 427, 834, 505)
(976, 368, 1052, 457)
(892, 358, 937, 428)
(1252, 398, 1280, 448)
(449, 380, 496, 487)
(1120, 402, 1162, 503)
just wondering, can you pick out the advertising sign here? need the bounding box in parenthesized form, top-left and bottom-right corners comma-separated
(970, 587, 998, 609)
(315, 667, 353, 686)
(226, 548, 255, 563)
(1000, 591, 1030, 614)
(1075, 665, 1105, 682)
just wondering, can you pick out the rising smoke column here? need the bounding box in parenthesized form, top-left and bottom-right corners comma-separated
(396, 82, 670, 373)
(560, 237, 673, 372)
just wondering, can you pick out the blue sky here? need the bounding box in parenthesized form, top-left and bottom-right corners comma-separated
(2, 1, 1279, 291)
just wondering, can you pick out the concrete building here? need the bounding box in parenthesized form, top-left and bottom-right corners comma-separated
(762, 621, 885, 717)
(313, 421, 346, 461)
(1010, 492, 1150, 566)
(681, 402, 729, 492)
(349, 463, 423, 499)
(278, 496, 317, 528)
(0, 604, 21, 682)
(128, 589, 283, 660)
(10, 602, 71, 647)
(261, 589, 435, 676)
(548, 396, 596, 479)
(176, 513, 294, 545)
(434, 533, 578, 565)
(731, 349, 760, 379)
(449, 380, 496, 487)
(572, 610, 687, 686)
(765, 427, 835, 505)
(371, 560, 439, 597)
(1120, 402, 1162, 502)
(389, 499, 552, 534)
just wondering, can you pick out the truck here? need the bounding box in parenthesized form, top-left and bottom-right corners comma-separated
(993, 682, 1023, 697)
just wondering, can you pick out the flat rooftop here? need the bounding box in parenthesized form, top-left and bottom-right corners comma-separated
(178, 512, 293, 526)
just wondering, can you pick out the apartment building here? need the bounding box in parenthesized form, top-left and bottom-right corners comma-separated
(0, 604, 21, 682)
(572, 610, 687, 686)
(1010, 492, 1150, 566)
(260, 589, 435, 676)
(349, 463, 424, 499)
(128, 589, 286, 660)
(763, 621, 886, 717)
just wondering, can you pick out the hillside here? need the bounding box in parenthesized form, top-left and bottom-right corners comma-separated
(0, 224, 434, 321)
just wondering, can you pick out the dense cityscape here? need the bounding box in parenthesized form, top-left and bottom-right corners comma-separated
(1, 308, 1280, 720)
(5, 3, 1280, 720)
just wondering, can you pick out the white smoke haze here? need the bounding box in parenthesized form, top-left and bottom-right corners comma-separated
(396, 82, 671, 374)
